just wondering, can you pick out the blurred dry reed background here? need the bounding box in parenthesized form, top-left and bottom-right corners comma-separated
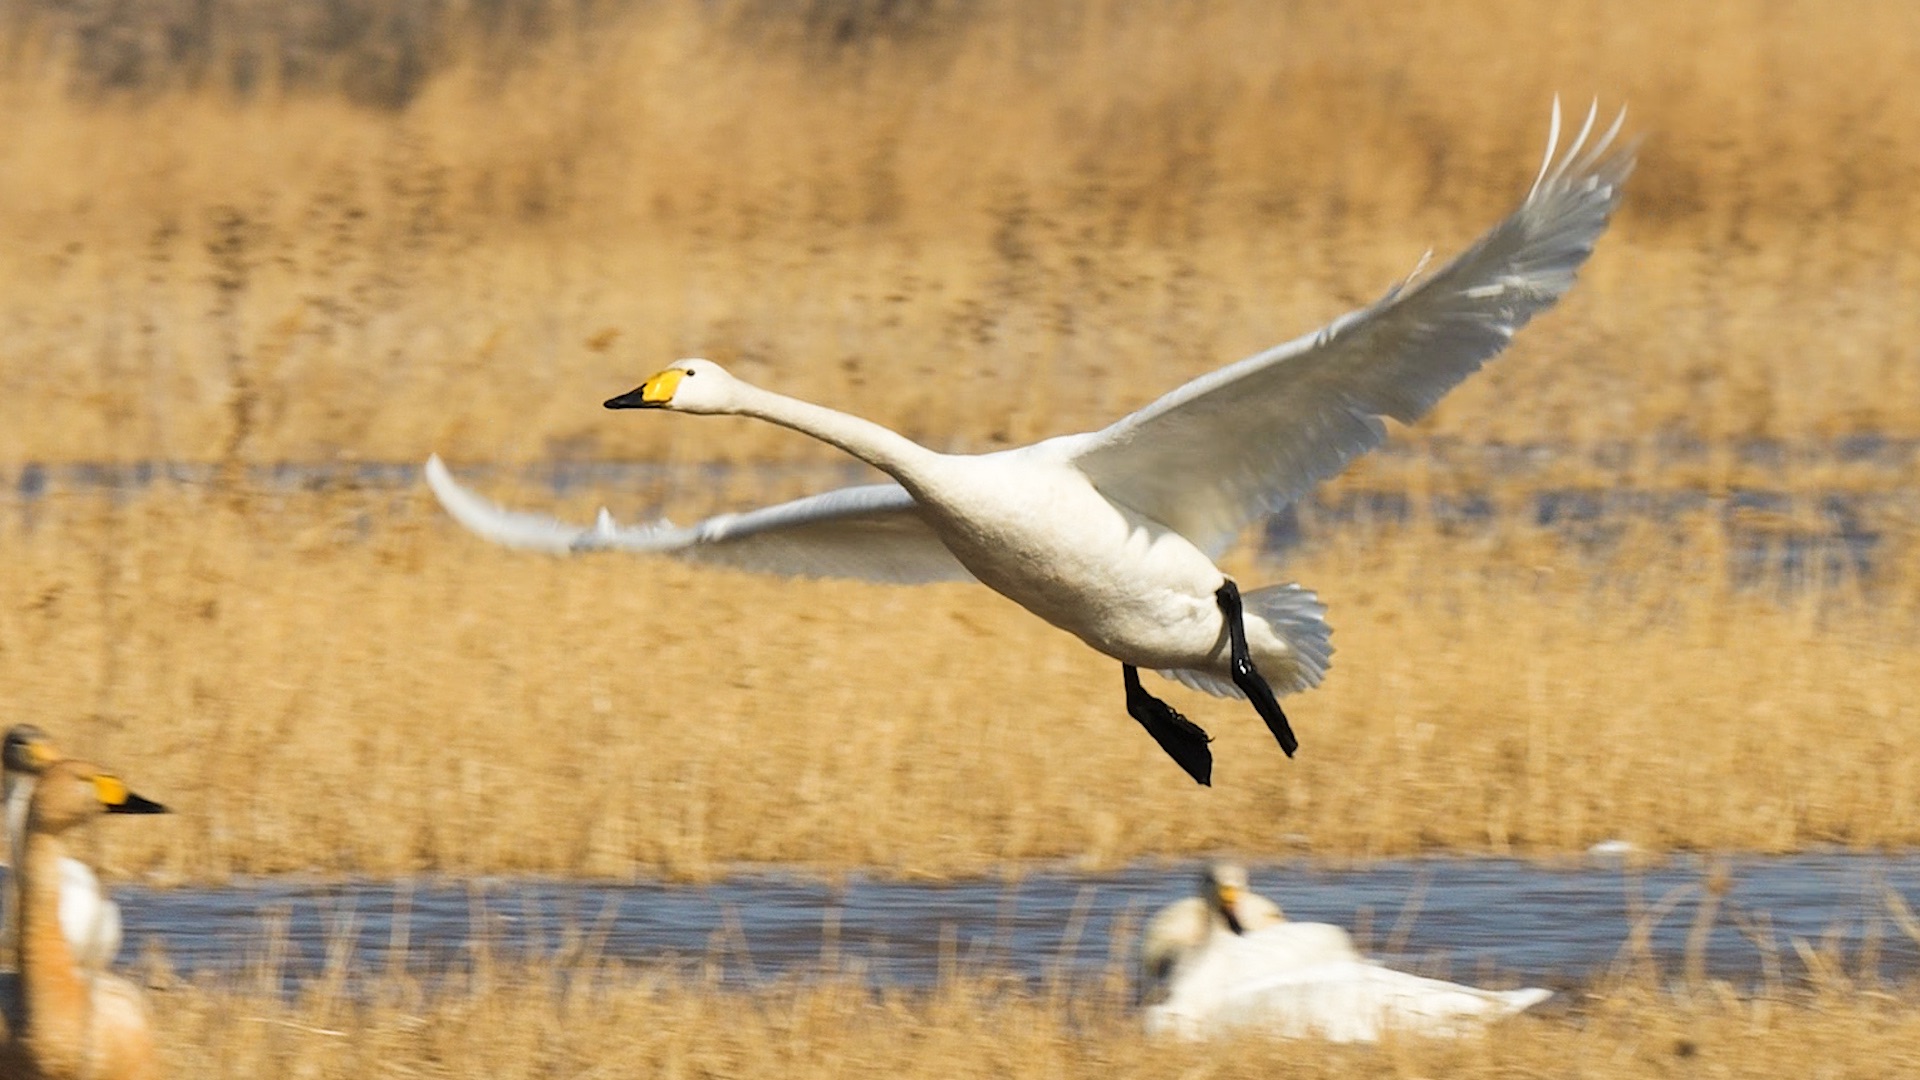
(0, 0, 1916, 463)
(0, 0, 1918, 880)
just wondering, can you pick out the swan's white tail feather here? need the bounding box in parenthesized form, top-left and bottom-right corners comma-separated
(1498, 986, 1555, 1014)
(1245, 582, 1333, 692)
(1159, 583, 1333, 699)
(1159, 667, 1242, 698)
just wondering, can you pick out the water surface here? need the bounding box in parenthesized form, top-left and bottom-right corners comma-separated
(7, 451, 1908, 588)
(88, 853, 1920, 991)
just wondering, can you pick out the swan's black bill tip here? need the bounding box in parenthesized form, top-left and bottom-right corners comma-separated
(108, 792, 168, 815)
(604, 387, 659, 410)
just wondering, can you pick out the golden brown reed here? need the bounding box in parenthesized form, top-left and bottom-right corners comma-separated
(1, 479, 1914, 882)
(149, 964, 1920, 1078)
(0, 0, 1917, 466)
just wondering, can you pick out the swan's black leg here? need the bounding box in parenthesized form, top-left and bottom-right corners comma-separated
(1124, 664, 1213, 786)
(1217, 580, 1299, 757)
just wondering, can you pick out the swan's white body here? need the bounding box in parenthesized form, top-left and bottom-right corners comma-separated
(1141, 865, 1551, 1042)
(1147, 948, 1554, 1043)
(3, 774, 122, 972)
(426, 101, 1634, 751)
(879, 441, 1267, 673)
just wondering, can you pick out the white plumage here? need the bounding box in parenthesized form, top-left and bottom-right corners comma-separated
(427, 101, 1634, 782)
(1140, 863, 1552, 1042)
(1147, 954, 1554, 1043)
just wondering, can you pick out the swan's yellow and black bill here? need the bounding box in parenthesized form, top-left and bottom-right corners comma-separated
(1216, 882, 1246, 934)
(94, 774, 168, 815)
(605, 368, 684, 410)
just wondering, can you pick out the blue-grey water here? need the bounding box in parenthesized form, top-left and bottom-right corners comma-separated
(64, 854, 1920, 991)
(6, 445, 1913, 589)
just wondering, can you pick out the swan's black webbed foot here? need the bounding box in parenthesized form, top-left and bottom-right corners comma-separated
(1124, 664, 1213, 786)
(1216, 580, 1300, 758)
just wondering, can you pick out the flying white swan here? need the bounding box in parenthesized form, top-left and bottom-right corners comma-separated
(1140, 862, 1552, 1042)
(2, 726, 124, 973)
(426, 100, 1635, 784)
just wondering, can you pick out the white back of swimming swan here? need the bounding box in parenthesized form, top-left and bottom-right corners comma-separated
(425, 100, 1636, 784)
(1140, 863, 1551, 1042)
(1146, 951, 1554, 1042)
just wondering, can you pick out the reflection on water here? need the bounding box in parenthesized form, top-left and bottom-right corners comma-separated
(67, 853, 1920, 991)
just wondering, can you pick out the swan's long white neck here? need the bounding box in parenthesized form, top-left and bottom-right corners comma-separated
(729, 382, 942, 483)
(4, 774, 31, 870)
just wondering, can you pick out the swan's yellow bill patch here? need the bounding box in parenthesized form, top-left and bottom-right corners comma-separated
(93, 775, 130, 806)
(640, 368, 685, 404)
(26, 741, 58, 769)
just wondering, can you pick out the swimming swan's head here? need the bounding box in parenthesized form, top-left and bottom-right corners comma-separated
(605, 358, 738, 415)
(1202, 862, 1288, 935)
(27, 760, 168, 834)
(1205, 863, 1252, 933)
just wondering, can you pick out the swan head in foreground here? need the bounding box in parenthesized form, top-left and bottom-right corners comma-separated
(1, 729, 137, 977)
(26, 763, 167, 834)
(4, 723, 60, 857)
(1, 760, 167, 1080)
(604, 358, 739, 415)
(2, 725, 57, 777)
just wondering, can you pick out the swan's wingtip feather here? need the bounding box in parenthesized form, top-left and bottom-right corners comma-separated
(421, 455, 584, 554)
(1528, 95, 1637, 204)
(1529, 97, 1564, 198)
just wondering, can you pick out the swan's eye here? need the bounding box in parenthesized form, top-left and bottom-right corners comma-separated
(683, 369, 697, 377)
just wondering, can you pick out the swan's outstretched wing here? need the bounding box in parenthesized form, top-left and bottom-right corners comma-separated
(424, 456, 975, 584)
(1074, 101, 1637, 555)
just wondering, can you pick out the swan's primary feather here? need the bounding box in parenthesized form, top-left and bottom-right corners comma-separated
(1073, 99, 1636, 556)
(424, 456, 974, 584)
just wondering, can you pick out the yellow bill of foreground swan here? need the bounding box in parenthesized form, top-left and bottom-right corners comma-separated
(1140, 863, 1551, 1042)
(426, 100, 1636, 785)
(0, 758, 168, 1080)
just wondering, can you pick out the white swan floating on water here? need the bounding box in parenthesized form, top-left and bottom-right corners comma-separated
(1141, 864, 1552, 1042)
(426, 101, 1635, 784)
